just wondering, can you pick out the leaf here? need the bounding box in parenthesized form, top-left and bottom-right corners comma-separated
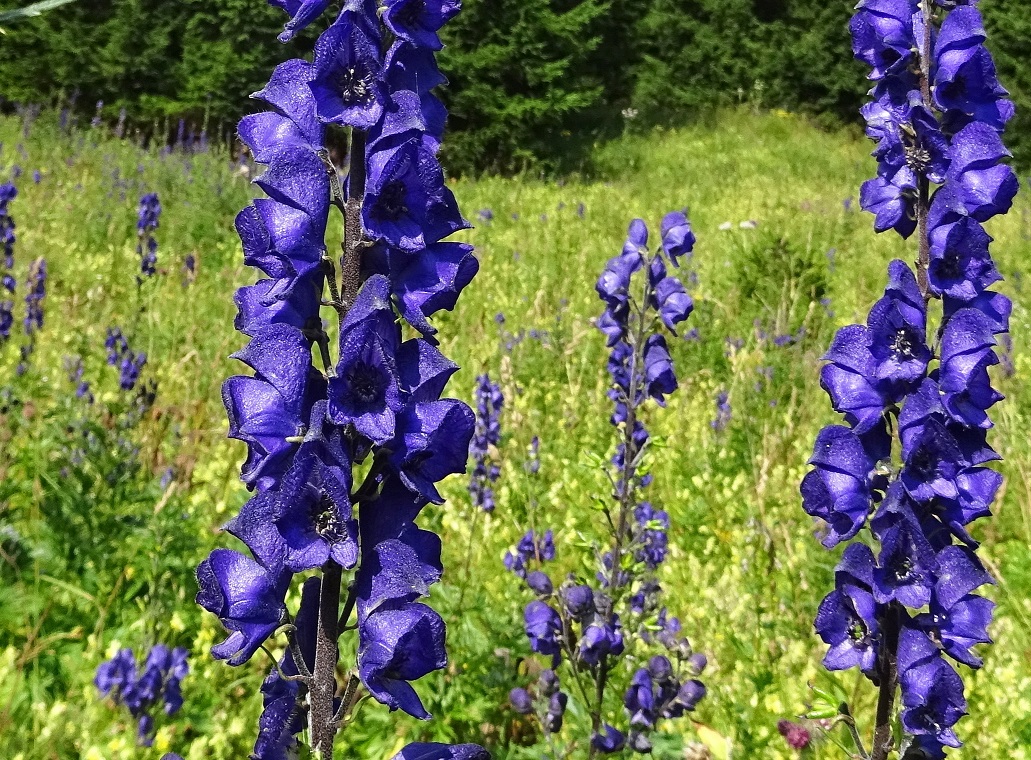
(695, 722, 732, 760)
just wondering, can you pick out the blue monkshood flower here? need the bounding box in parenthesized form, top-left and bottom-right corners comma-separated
(383, 0, 461, 51)
(364, 240, 478, 336)
(927, 215, 999, 300)
(591, 724, 627, 754)
(561, 584, 595, 620)
(364, 136, 468, 252)
(711, 390, 732, 432)
(509, 687, 533, 714)
(504, 529, 555, 577)
(897, 626, 967, 748)
(860, 172, 918, 238)
(913, 545, 994, 668)
(525, 601, 563, 666)
(938, 307, 1003, 429)
(933, 5, 1014, 131)
(96, 648, 137, 699)
(267, 0, 331, 42)
(868, 487, 938, 608)
(659, 211, 695, 266)
(526, 571, 553, 597)
(814, 543, 880, 674)
(579, 616, 625, 666)
(634, 502, 669, 569)
(643, 334, 677, 404)
(388, 398, 475, 503)
(367, 43, 449, 153)
(0, 301, 13, 340)
(223, 324, 327, 491)
(254, 576, 318, 760)
(935, 122, 1018, 225)
(544, 691, 568, 733)
(137, 193, 161, 277)
(234, 276, 323, 337)
(801, 425, 877, 547)
(850, 0, 919, 82)
(328, 276, 403, 443)
(390, 744, 491, 760)
(357, 601, 447, 720)
(866, 260, 930, 390)
(625, 668, 657, 728)
(310, 10, 385, 128)
(196, 548, 291, 666)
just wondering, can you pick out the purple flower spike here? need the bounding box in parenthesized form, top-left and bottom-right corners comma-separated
(591, 724, 627, 754)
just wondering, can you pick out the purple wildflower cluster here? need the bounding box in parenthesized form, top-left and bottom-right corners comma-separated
(1, 183, 17, 341)
(15, 256, 47, 374)
(94, 645, 189, 746)
(136, 192, 161, 278)
(469, 373, 503, 512)
(195, 1, 486, 758)
(801, 2, 1017, 756)
(105, 327, 147, 391)
(508, 214, 706, 754)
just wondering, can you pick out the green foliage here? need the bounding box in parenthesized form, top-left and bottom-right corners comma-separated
(438, 0, 606, 175)
(2, 109, 1031, 758)
(1, 1, 1029, 171)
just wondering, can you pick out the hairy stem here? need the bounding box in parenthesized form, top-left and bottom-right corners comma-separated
(310, 562, 342, 757)
(341, 129, 367, 311)
(915, 0, 933, 299)
(870, 603, 901, 760)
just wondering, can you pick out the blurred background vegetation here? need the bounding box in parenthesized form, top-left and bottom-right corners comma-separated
(1, 0, 1028, 174)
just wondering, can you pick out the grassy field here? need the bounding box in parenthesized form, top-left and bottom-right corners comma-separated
(0, 108, 1029, 759)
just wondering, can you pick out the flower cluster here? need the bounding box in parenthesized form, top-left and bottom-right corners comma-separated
(508, 214, 705, 754)
(1, 183, 17, 341)
(16, 256, 47, 373)
(195, 1, 483, 757)
(95, 645, 188, 747)
(136, 192, 161, 278)
(468, 373, 503, 512)
(105, 327, 148, 391)
(802, 3, 1016, 755)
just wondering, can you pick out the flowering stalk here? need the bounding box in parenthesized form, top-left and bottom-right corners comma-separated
(509, 214, 706, 757)
(95, 645, 189, 747)
(17, 256, 46, 373)
(469, 372, 503, 513)
(0, 183, 17, 343)
(804, 2, 1017, 757)
(195, 1, 485, 758)
(136, 192, 161, 279)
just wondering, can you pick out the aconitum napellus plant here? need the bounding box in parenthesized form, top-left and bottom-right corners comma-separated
(195, 1, 486, 758)
(802, 2, 1017, 757)
(508, 214, 706, 757)
(137, 192, 161, 278)
(95, 645, 189, 747)
(1, 183, 17, 342)
(469, 372, 503, 512)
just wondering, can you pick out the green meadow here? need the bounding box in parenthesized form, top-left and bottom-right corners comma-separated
(1, 108, 1029, 759)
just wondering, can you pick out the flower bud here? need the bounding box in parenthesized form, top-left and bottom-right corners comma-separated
(509, 687, 533, 715)
(526, 570, 553, 597)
